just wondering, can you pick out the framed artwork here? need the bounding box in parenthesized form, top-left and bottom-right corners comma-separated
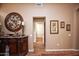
(60, 21, 65, 28)
(50, 20, 59, 34)
(66, 24, 71, 31)
(5, 12, 23, 32)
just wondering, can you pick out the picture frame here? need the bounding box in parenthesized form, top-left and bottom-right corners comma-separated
(50, 20, 59, 34)
(60, 21, 65, 28)
(5, 12, 23, 32)
(66, 24, 71, 31)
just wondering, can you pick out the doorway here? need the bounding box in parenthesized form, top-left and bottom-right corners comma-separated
(76, 9, 79, 49)
(33, 17, 46, 54)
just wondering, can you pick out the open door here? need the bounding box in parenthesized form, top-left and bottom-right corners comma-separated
(33, 17, 46, 53)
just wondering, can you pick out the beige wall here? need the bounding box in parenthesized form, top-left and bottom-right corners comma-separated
(0, 3, 79, 51)
(75, 7, 79, 49)
(76, 11, 79, 49)
(72, 4, 79, 49)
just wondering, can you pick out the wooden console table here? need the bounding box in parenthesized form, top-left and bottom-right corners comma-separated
(0, 36, 28, 56)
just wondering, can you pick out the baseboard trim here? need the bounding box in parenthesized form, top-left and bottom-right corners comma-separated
(29, 49, 79, 52)
(45, 49, 79, 51)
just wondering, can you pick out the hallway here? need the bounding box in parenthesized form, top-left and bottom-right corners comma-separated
(33, 37, 45, 55)
(27, 37, 45, 56)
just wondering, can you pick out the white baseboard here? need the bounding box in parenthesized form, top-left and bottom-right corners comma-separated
(29, 49, 79, 52)
(45, 49, 79, 51)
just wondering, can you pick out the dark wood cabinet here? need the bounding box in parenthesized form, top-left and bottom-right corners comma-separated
(0, 36, 28, 56)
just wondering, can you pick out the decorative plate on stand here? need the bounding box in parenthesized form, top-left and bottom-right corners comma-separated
(5, 12, 23, 32)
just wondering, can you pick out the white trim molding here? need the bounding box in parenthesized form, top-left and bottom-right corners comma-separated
(29, 49, 79, 52)
(45, 49, 79, 51)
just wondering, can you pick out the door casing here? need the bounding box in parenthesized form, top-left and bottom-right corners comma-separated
(33, 17, 46, 48)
